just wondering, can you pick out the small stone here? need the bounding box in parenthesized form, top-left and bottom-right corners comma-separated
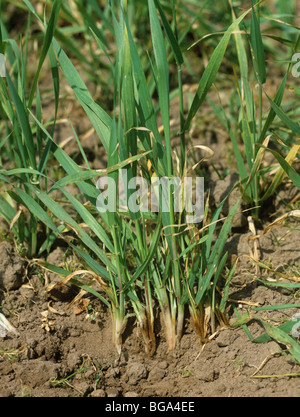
(195, 367, 219, 382)
(142, 388, 156, 397)
(124, 391, 139, 397)
(0, 388, 13, 397)
(155, 387, 168, 397)
(66, 352, 81, 370)
(121, 374, 129, 383)
(216, 330, 231, 347)
(25, 336, 38, 349)
(206, 343, 219, 355)
(107, 387, 120, 397)
(268, 341, 280, 355)
(256, 296, 265, 306)
(26, 348, 37, 360)
(148, 368, 166, 382)
(126, 362, 148, 384)
(74, 382, 90, 396)
(180, 337, 191, 350)
(1, 362, 13, 376)
(216, 383, 226, 393)
(90, 389, 106, 397)
(84, 368, 95, 379)
(106, 367, 120, 378)
(69, 328, 81, 337)
(158, 360, 168, 370)
(46, 247, 65, 265)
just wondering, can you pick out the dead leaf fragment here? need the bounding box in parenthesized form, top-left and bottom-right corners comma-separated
(40, 311, 55, 332)
(73, 298, 90, 315)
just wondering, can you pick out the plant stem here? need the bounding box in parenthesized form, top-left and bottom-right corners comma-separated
(111, 220, 127, 353)
(178, 64, 185, 177)
(152, 263, 177, 350)
(112, 303, 127, 355)
(254, 82, 263, 221)
(169, 194, 184, 346)
(258, 83, 263, 137)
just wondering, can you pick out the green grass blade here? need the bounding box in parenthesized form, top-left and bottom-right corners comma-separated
(259, 319, 300, 364)
(0, 168, 46, 177)
(19, 183, 115, 277)
(250, 3, 266, 85)
(124, 17, 165, 173)
(219, 258, 238, 314)
(28, 109, 103, 205)
(68, 244, 117, 303)
(5, 71, 37, 170)
(48, 45, 59, 132)
(122, 217, 162, 292)
(22, 0, 42, 22)
(148, 0, 172, 176)
(27, 0, 62, 109)
(176, 235, 208, 261)
(184, 8, 251, 131)
(0, 193, 17, 225)
(38, 224, 65, 256)
(260, 146, 300, 199)
(195, 199, 240, 305)
(209, 96, 248, 180)
(14, 187, 60, 232)
(49, 151, 151, 191)
(254, 277, 300, 289)
(264, 91, 300, 138)
(58, 187, 114, 253)
(51, 38, 112, 151)
(38, 260, 111, 308)
(258, 73, 287, 144)
(153, 0, 183, 66)
(253, 315, 300, 343)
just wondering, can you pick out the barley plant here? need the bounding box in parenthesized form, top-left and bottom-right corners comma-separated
(0, 0, 299, 357)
